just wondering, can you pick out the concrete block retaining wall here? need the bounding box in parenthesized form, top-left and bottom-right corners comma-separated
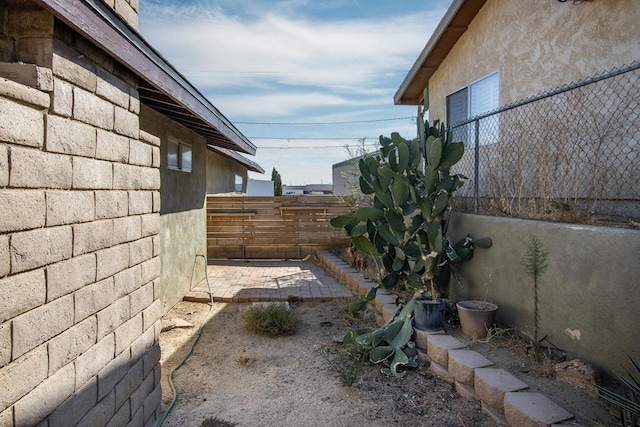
(447, 213, 640, 377)
(0, 5, 161, 424)
(317, 250, 576, 426)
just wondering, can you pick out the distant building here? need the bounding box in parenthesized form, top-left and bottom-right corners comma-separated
(282, 184, 333, 195)
(332, 157, 362, 196)
(248, 179, 275, 196)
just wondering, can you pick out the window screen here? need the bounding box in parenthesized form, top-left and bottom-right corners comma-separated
(446, 71, 499, 147)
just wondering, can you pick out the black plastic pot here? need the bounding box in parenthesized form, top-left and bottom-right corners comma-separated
(413, 297, 447, 332)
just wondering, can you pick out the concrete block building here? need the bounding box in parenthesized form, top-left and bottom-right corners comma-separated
(0, 0, 262, 425)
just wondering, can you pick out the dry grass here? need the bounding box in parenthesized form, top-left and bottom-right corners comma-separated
(243, 303, 299, 337)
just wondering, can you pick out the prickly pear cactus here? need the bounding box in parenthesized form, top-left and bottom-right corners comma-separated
(331, 119, 490, 299)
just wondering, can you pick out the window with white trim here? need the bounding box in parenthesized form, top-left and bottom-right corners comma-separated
(167, 140, 192, 172)
(446, 71, 499, 147)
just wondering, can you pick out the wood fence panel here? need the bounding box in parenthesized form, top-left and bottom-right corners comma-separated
(206, 195, 352, 259)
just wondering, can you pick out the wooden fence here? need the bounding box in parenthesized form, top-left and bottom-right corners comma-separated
(206, 195, 352, 259)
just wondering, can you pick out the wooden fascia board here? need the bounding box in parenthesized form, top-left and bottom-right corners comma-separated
(208, 145, 265, 174)
(394, 0, 487, 106)
(34, 0, 257, 155)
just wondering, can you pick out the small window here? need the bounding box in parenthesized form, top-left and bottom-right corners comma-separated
(235, 175, 244, 193)
(446, 71, 499, 147)
(181, 145, 192, 173)
(168, 141, 179, 170)
(168, 140, 192, 172)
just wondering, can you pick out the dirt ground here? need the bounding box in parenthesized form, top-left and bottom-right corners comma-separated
(157, 298, 618, 427)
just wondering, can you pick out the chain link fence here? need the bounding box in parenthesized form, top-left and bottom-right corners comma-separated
(450, 62, 640, 226)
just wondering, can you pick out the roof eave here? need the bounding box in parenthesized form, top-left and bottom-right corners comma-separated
(209, 146, 265, 174)
(35, 0, 257, 155)
(394, 0, 487, 106)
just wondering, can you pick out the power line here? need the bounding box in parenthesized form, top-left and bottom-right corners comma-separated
(258, 144, 379, 150)
(237, 116, 415, 125)
(249, 136, 382, 140)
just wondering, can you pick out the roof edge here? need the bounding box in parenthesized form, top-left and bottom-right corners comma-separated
(208, 145, 265, 174)
(394, 0, 466, 106)
(35, 0, 256, 155)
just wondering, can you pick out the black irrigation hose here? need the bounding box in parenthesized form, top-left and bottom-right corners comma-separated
(158, 254, 214, 426)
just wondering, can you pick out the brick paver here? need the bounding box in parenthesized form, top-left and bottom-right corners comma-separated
(184, 259, 355, 303)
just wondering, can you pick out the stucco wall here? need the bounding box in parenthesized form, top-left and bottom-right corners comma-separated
(0, 5, 161, 425)
(428, 0, 640, 122)
(206, 149, 247, 194)
(447, 213, 640, 376)
(139, 105, 208, 314)
(332, 158, 359, 196)
(140, 105, 247, 314)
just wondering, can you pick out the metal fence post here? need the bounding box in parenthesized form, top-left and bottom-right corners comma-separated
(474, 119, 480, 214)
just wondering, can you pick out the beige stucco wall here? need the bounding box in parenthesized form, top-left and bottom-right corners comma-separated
(140, 106, 249, 314)
(206, 150, 248, 194)
(448, 213, 640, 377)
(428, 0, 640, 122)
(139, 105, 208, 314)
(332, 158, 360, 196)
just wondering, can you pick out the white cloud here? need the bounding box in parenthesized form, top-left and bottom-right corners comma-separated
(140, 0, 450, 182)
(141, 3, 441, 90)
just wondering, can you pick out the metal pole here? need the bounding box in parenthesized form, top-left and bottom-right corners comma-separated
(474, 119, 480, 214)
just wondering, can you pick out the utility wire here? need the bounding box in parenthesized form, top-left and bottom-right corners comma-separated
(258, 144, 379, 150)
(249, 136, 382, 140)
(237, 116, 414, 125)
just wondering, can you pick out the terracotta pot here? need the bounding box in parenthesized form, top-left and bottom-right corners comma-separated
(414, 297, 446, 332)
(456, 300, 498, 339)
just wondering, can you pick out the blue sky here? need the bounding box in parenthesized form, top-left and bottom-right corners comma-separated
(139, 0, 452, 185)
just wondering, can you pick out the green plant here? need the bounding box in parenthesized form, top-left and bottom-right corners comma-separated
(331, 95, 491, 303)
(317, 343, 368, 387)
(244, 303, 298, 336)
(521, 235, 548, 340)
(595, 356, 640, 427)
(201, 417, 238, 427)
(335, 298, 418, 378)
(330, 94, 491, 376)
(271, 168, 283, 196)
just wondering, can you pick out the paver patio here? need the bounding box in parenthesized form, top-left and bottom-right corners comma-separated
(184, 258, 355, 303)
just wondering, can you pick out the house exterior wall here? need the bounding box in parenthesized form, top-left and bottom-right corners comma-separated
(139, 105, 208, 314)
(100, 0, 139, 31)
(448, 213, 640, 377)
(140, 106, 247, 314)
(332, 157, 361, 197)
(427, 0, 640, 122)
(206, 150, 247, 194)
(0, 3, 161, 426)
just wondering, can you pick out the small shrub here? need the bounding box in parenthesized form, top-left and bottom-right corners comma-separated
(335, 298, 373, 327)
(244, 303, 298, 336)
(200, 417, 237, 427)
(317, 344, 368, 387)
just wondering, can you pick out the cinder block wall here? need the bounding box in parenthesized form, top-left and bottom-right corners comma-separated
(0, 3, 162, 426)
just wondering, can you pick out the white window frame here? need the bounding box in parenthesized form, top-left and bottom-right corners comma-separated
(167, 139, 192, 173)
(234, 174, 244, 193)
(446, 71, 500, 147)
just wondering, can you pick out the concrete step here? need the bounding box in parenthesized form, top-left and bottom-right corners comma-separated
(448, 349, 494, 386)
(504, 392, 573, 427)
(430, 360, 454, 383)
(426, 334, 467, 366)
(374, 293, 397, 312)
(474, 368, 529, 411)
(413, 327, 446, 352)
(381, 303, 397, 322)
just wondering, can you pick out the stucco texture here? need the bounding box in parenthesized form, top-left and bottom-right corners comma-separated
(428, 0, 640, 121)
(140, 105, 249, 313)
(448, 213, 640, 377)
